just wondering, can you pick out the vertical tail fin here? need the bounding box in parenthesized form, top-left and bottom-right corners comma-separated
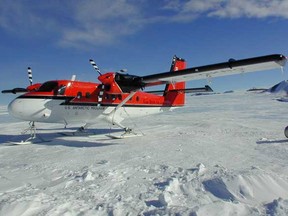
(164, 56, 186, 106)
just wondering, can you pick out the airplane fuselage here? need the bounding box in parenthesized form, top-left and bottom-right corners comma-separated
(8, 96, 174, 125)
(8, 79, 183, 128)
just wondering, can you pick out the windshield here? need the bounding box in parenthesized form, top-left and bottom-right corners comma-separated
(37, 81, 58, 92)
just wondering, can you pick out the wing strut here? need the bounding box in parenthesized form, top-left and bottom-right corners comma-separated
(103, 91, 137, 130)
(114, 91, 137, 112)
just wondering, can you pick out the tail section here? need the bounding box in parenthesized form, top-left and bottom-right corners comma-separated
(164, 56, 186, 106)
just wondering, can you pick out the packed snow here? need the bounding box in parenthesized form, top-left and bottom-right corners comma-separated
(1, 91, 288, 215)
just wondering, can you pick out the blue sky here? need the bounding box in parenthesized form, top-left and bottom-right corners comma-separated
(1, 0, 288, 104)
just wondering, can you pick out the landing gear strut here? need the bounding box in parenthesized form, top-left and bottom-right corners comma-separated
(12, 121, 47, 144)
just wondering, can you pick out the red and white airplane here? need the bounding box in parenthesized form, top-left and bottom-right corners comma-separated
(2, 54, 287, 142)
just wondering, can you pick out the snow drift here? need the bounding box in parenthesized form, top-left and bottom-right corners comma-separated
(267, 80, 288, 94)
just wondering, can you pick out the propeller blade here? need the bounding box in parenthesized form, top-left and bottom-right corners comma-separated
(28, 67, 33, 85)
(89, 59, 102, 75)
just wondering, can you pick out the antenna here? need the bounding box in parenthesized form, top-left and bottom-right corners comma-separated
(71, 75, 76, 81)
(89, 59, 102, 75)
(28, 67, 33, 85)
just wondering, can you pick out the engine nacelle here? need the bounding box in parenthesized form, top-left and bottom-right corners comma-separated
(98, 72, 123, 94)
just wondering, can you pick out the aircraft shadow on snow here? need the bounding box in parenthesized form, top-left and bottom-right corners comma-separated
(0, 128, 122, 148)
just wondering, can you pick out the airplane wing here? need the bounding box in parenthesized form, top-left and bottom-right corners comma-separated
(140, 54, 287, 86)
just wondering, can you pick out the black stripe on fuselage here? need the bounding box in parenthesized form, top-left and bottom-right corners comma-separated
(17, 95, 74, 100)
(63, 102, 177, 108)
(16, 95, 181, 107)
(100, 104, 180, 108)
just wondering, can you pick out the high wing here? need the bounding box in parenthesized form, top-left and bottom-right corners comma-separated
(140, 54, 287, 86)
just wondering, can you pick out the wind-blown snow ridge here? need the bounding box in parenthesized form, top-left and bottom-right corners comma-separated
(144, 165, 288, 215)
(2, 162, 287, 215)
(268, 80, 288, 94)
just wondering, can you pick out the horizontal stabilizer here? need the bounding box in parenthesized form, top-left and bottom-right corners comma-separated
(146, 85, 213, 95)
(183, 85, 213, 93)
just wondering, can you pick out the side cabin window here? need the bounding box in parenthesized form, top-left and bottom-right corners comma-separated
(86, 92, 91, 99)
(38, 81, 58, 92)
(58, 85, 66, 95)
(77, 92, 82, 99)
(103, 94, 116, 101)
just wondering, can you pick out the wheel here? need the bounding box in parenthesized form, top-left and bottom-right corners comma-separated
(284, 126, 288, 138)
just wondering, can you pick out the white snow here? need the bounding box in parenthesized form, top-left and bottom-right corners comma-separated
(1, 92, 288, 215)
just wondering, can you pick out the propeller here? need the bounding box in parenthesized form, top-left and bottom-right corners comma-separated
(89, 59, 102, 75)
(28, 67, 33, 85)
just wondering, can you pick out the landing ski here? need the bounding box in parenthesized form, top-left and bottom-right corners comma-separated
(8, 136, 51, 145)
(106, 132, 143, 139)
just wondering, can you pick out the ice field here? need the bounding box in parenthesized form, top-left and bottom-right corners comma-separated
(1, 91, 288, 215)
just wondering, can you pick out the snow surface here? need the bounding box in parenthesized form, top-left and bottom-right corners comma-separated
(1, 92, 288, 216)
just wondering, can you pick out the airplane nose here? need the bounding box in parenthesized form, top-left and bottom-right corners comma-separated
(8, 97, 53, 122)
(8, 98, 25, 120)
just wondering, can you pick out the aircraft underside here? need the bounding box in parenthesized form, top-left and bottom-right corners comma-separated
(8, 98, 176, 127)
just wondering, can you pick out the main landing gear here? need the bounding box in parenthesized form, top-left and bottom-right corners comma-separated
(11, 121, 48, 145)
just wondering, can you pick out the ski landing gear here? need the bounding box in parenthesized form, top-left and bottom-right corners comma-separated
(106, 127, 143, 139)
(58, 124, 95, 136)
(10, 121, 49, 145)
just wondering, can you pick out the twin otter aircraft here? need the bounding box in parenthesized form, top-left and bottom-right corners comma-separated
(2, 54, 287, 142)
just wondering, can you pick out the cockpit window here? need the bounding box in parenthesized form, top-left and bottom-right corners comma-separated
(38, 81, 58, 92)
